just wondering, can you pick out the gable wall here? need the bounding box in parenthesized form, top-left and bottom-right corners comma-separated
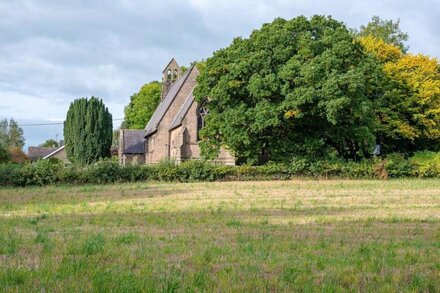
(146, 67, 199, 164)
(172, 95, 235, 165)
(48, 148, 70, 164)
(181, 100, 201, 159)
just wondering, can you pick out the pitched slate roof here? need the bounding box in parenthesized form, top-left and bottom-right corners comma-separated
(42, 145, 65, 159)
(169, 91, 195, 131)
(122, 130, 145, 154)
(28, 147, 57, 160)
(145, 65, 195, 138)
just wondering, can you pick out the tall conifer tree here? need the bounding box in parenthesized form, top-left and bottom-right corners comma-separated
(64, 97, 113, 165)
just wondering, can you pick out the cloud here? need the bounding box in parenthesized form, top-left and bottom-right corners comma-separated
(0, 0, 438, 147)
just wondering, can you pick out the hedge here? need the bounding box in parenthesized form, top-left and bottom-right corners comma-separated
(0, 152, 439, 187)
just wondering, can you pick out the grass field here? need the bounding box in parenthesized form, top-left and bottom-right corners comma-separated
(1, 180, 440, 292)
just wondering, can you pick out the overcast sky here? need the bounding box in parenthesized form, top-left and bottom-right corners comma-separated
(0, 0, 439, 149)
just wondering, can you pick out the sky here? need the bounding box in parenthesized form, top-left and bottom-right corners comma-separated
(0, 0, 439, 149)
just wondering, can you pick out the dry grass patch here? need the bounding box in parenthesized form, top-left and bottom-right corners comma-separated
(1, 179, 440, 291)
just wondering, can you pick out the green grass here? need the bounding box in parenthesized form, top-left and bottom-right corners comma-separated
(1, 180, 440, 291)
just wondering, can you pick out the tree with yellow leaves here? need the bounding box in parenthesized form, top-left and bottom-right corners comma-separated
(360, 35, 440, 153)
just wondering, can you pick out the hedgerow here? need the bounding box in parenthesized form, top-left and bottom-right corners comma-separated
(0, 152, 439, 187)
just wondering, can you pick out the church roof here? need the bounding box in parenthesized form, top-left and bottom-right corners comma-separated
(169, 91, 195, 131)
(122, 130, 145, 154)
(145, 65, 195, 138)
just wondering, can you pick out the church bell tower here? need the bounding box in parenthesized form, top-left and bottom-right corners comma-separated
(161, 58, 182, 101)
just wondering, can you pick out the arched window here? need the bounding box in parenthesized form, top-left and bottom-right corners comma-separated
(173, 69, 178, 80)
(167, 69, 172, 80)
(197, 102, 209, 141)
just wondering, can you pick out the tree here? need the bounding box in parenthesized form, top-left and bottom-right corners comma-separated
(358, 35, 401, 63)
(358, 16, 409, 52)
(122, 81, 161, 129)
(64, 97, 113, 165)
(39, 139, 59, 148)
(0, 118, 25, 149)
(360, 36, 440, 153)
(0, 120, 8, 146)
(8, 147, 28, 163)
(0, 144, 10, 163)
(194, 16, 383, 164)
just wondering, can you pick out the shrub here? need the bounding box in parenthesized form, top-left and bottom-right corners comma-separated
(212, 164, 236, 181)
(289, 157, 308, 175)
(0, 164, 22, 186)
(258, 163, 290, 179)
(155, 159, 180, 181)
(410, 151, 440, 177)
(82, 159, 123, 184)
(236, 165, 259, 180)
(384, 153, 414, 178)
(178, 160, 219, 182)
(12, 160, 62, 186)
(3, 152, 440, 187)
(332, 159, 377, 179)
(59, 165, 82, 184)
(307, 160, 326, 177)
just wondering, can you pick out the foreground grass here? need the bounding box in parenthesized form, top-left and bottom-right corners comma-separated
(1, 180, 440, 292)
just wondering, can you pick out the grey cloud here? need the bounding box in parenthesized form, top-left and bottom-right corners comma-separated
(0, 0, 438, 147)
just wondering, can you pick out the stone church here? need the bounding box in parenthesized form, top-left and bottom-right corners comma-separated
(119, 59, 235, 166)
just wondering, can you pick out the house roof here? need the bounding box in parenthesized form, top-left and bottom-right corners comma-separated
(169, 91, 195, 131)
(43, 145, 65, 159)
(145, 65, 195, 138)
(27, 147, 57, 159)
(122, 130, 145, 154)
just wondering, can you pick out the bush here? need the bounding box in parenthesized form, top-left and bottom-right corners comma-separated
(2, 152, 440, 187)
(0, 164, 22, 186)
(410, 151, 440, 177)
(289, 157, 308, 175)
(154, 159, 180, 181)
(384, 153, 414, 178)
(82, 160, 123, 184)
(235, 165, 259, 180)
(12, 160, 62, 186)
(59, 165, 82, 184)
(178, 160, 218, 182)
(258, 163, 291, 179)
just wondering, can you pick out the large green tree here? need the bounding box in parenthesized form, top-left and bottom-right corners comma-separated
(122, 81, 161, 129)
(0, 118, 25, 149)
(194, 16, 383, 164)
(360, 36, 440, 153)
(64, 97, 113, 165)
(0, 144, 10, 163)
(357, 16, 409, 52)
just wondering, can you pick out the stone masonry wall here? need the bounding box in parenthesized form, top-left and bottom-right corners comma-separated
(145, 66, 199, 164)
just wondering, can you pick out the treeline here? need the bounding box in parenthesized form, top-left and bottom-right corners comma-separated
(194, 15, 440, 164)
(1, 151, 440, 187)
